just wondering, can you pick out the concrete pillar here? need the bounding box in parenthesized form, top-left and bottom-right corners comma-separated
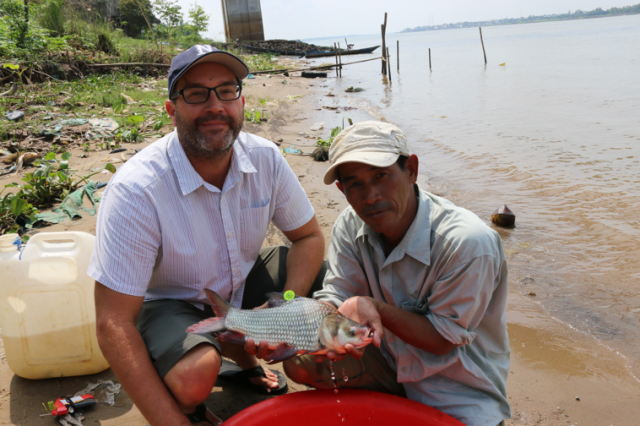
(221, 0, 265, 42)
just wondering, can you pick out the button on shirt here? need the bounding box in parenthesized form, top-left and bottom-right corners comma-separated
(315, 187, 511, 426)
(88, 131, 314, 308)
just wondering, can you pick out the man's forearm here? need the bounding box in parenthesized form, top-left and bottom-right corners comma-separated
(376, 300, 456, 356)
(97, 321, 189, 426)
(284, 232, 325, 296)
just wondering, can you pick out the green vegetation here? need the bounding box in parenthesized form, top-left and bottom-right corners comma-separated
(1, 152, 113, 235)
(316, 118, 352, 148)
(401, 3, 640, 33)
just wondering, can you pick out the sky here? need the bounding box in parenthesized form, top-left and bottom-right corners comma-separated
(172, 0, 639, 41)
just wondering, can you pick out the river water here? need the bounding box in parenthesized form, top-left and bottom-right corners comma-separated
(305, 15, 640, 378)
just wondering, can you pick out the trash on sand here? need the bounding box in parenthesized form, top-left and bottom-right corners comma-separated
(88, 118, 119, 133)
(323, 105, 338, 110)
(301, 71, 327, 79)
(59, 119, 89, 126)
(499, 63, 506, 66)
(310, 122, 324, 131)
(312, 147, 329, 162)
(120, 93, 136, 104)
(58, 414, 84, 426)
(74, 380, 122, 406)
(5, 111, 24, 121)
(246, 73, 256, 79)
(345, 87, 364, 93)
(284, 146, 303, 154)
(34, 181, 105, 224)
(287, 94, 303, 100)
(109, 148, 127, 154)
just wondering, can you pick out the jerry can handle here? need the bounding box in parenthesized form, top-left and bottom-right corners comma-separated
(22, 232, 87, 256)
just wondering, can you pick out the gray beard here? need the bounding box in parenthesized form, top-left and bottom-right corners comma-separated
(175, 110, 244, 161)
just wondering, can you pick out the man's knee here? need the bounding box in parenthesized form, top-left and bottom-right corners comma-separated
(164, 343, 221, 408)
(283, 359, 312, 385)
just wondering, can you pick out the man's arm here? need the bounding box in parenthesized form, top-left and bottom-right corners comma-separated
(95, 282, 191, 426)
(246, 216, 324, 359)
(281, 215, 325, 296)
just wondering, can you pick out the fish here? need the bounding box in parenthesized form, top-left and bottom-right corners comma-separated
(186, 289, 373, 362)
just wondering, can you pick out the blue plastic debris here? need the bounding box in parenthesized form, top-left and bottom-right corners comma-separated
(246, 74, 256, 79)
(284, 146, 302, 154)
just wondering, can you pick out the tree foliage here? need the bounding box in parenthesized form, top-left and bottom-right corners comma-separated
(118, 0, 154, 37)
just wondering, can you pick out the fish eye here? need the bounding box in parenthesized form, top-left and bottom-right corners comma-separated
(349, 327, 357, 336)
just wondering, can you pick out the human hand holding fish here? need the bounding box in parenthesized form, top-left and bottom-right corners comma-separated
(314, 296, 385, 362)
(186, 290, 374, 363)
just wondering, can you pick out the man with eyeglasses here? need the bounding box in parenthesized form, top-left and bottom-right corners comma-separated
(89, 46, 325, 426)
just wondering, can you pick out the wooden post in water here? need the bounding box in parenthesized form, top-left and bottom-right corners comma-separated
(479, 27, 487, 65)
(429, 48, 431, 71)
(337, 42, 343, 78)
(387, 47, 391, 78)
(397, 40, 400, 72)
(381, 12, 387, 74)
(333, 43, 338, 78)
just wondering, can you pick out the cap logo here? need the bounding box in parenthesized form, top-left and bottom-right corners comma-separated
(194, 45, 213, 56)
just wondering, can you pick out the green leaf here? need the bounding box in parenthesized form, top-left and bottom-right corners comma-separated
(61, 152, 72, 161)
(5, 183, 18, 188)
(22, 184, 33, 190)
(44, 152, 56, 161)
(126, 115, 145, 125)
(59, 161, 69, 170)
(3, 63, 20, 70)
(56, 170, 68, 181)
(21, 235, 30, 242)
(104, 163, 116, 174)
(10, 196, 28, 217)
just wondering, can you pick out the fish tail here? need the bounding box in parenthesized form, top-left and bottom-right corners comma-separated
(185, 290, 233, 335)
(205, 289, 232, 319)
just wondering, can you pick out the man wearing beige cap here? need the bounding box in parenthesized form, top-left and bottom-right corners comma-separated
(283, 121, 511, 426)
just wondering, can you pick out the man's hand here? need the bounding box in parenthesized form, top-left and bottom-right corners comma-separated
(314, 296, 384, 363)
(244, 338, 275, 360)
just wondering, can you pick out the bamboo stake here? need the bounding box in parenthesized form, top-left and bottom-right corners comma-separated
(338, 42, 343, 78)
(386, 47, 391, 79)
(381, 12, 387, 74)
(250, 56, 384, 75)
(333, 43, 338, 78)
(429, 48, 432, 71)
(479, 27, 487, 65)
(397, 40, 399, 72)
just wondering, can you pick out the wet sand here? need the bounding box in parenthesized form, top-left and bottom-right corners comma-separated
(1, 69, 640, 425)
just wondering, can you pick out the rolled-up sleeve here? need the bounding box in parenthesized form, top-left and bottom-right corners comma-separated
(270, 151, 314, 232)
(88, 182, 161, 296)
(426, 255, 501, 346)
(314, 212, 368, 306)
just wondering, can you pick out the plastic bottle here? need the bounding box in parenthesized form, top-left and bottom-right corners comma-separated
(0, 232, 108, 379)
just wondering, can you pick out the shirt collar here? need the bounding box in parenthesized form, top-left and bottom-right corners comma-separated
(356, 185, 432, 267)
(167, 131, 257, 196)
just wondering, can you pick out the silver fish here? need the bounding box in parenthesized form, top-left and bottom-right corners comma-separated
(186, 289, 373, 361)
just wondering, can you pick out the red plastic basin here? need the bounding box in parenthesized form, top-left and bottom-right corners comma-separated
(224, 389, 464, 426)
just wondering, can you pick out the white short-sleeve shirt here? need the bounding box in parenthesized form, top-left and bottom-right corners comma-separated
(88, 131, 314, 308)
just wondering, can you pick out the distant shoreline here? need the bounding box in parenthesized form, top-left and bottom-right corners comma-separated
(400, 4, 640, 34)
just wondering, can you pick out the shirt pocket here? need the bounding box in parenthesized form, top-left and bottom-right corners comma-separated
(239, 204, 271, 257)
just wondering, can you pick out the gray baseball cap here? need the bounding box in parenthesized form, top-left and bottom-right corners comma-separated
(168, 45, 249, 98)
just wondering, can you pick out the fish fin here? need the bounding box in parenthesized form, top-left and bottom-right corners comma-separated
(205, 289, 231, 319)
(265, 292, 303, 308)
(265, 343, 300, 362)
(218, 331, 246, 345)
(186, 317, 226, 334)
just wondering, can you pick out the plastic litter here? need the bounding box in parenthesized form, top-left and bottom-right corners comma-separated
(5, 111, 24, 121)
(246, 73, 256, 79)
(345, 87, 364, 93)
(59, 119, 89, 126)
(284, 146, 302, 154)
(88, 117, 119, 133)
(74, 380, 122, 406)
(34, 181, 104, 224)
(310, 122, 324, 131)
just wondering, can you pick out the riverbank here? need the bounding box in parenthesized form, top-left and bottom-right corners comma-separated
(1, 67, 640, 426)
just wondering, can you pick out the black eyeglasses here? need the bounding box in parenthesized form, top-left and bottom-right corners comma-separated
(172, 83, 242, 104)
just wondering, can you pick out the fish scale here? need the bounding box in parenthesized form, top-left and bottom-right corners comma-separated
(226, 298, 335, 351)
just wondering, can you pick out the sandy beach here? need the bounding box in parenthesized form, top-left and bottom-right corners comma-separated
(2, 66, 640, 426)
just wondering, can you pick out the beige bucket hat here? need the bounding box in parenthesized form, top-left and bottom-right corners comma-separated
(323, 121, 411, 185)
